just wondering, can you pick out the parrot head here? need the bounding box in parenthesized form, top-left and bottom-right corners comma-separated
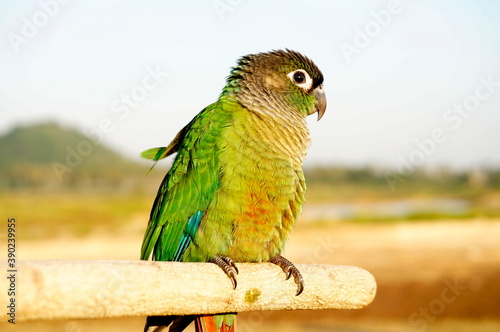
(225, 49, 327, 121)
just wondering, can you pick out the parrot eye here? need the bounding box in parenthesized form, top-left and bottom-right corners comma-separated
(287, 69, 313, 91)
(293, 71, 305, 83)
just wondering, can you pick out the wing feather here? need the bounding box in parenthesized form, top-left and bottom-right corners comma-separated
(140, 102, 232, 262)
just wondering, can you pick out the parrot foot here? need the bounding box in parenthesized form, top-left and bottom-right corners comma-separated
(269, 254, 304, 296)
(210, 255, 239, 289)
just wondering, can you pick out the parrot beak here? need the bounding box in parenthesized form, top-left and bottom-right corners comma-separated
(313, 85, 327, 121)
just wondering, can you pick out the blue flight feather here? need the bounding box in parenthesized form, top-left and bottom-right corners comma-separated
(172, 211, 203, 261)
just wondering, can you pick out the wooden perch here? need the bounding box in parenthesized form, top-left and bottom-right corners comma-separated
(1, 260, 376, 322)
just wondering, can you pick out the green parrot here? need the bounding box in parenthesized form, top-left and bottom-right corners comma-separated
(140, 49, 326, 332)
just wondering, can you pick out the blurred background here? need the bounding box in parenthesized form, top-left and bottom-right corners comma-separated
(1, 0, 500, 331)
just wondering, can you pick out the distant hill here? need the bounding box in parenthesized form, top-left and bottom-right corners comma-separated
(2, 121, 499, 204)
(0, 122, 160, 189)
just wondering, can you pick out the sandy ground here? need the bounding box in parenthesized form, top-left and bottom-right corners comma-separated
(4, 217, 500, 331)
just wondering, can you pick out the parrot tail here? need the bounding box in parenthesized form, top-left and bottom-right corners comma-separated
(195, 314, 236, 332)
(144, 314, 235, 332)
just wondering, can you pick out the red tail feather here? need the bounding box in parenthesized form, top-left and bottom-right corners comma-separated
(195, 314, 235, 332)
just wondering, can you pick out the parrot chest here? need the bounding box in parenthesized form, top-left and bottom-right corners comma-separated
(199, 111, 309, 262)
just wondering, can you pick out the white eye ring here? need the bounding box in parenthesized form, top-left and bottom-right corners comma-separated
(287, 69, 313, 91)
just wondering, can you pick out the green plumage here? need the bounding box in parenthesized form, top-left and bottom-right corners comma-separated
(140, 49, 326, 332)
(141, 101, 232, 261)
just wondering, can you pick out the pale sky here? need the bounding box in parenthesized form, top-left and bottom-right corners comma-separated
(1, 0, 500, 171)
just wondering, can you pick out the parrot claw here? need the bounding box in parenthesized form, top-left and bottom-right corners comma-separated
(211, 255, 239, 290)
(270, 255, 304, 296)
(223, 256, 239, 274)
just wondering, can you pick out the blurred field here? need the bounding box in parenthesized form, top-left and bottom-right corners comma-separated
(2, 189, 500, 332)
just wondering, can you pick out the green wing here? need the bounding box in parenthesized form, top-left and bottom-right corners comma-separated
(141, 124, 191, 173)
(140, 101, 232, 261)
